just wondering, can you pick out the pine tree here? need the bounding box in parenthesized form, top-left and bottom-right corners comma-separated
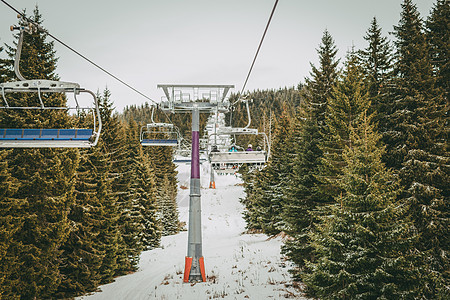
(380, 1, 449, 296)
(127, 119, 160, 248)
(304, 112, 421, 299)
(158, 175, 180, 236)
(240, 167, 264, 231)
(383, 0, 436, 169)
(56, 108, 119, 297)
(0, 150, 22, 298)
(1, 7, 79, 298)
(358, 17, 393, 118)
(426, 5, 450, 292)
(253, 113, 293, 235)
(282, 30, 339, 279)
(145, 136, 179, 237)
(98, 88, 142, 273)
(95, 155, 120, 284)
(57, 145, 106, 297)
(426, 0, 449, 100)
(320, 50, 370, 200)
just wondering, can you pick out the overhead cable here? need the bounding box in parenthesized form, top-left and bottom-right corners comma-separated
(0, 0, 158, 107)
(236, 0, 279, 105)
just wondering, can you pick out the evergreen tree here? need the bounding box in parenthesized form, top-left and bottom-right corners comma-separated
(158, 175, 180, 236)
(252, 113, 293, 235)
(304, 112, 421, 299)
(0, 150, 22, 298)
(320, 50, 370, 199)
(121, 104, 180, 238)
(57, 107, 118, 297)
(0, 7, 79, 298)
(95, 155, 120, 284)
(127, 119, 161, 248)
(378, 1, 449, 296)
(98, 88, 142, 273)
(383, 0, 436, 168)
(358, 17, 393, 117)
(282, 30, 339, 280)
(426, 0, 449, 100)
(57, 145, 107, 297)
(145, 137, 179, 237)
(240, 166, 264, 231)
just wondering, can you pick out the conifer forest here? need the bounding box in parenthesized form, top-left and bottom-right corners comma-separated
(0, 0, 448, 299)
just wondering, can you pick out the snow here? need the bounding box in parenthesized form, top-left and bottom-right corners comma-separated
(77, 161, 307, 299)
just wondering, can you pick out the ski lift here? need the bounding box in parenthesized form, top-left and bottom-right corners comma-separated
(140, 123, 178, 147)
(140, 123, 179, 147)
(0, 18, 101, 148)
(208, 133, 269, 172)
(208, 98, 270, 172)
(140, 106, 179, 146)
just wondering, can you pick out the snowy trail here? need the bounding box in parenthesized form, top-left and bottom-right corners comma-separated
(78, 162, 305, 300)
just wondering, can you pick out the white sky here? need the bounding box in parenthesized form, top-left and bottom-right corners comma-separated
(0, 0, 436, 111)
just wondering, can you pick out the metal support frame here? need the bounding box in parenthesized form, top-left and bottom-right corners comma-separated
(186, 106, 204, 281)
(158, 84, 233, 113)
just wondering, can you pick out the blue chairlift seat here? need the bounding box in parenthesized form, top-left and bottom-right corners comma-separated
(0, 128, 95, 148)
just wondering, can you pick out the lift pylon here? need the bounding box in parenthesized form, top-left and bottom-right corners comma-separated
(159, 84, 233, 283)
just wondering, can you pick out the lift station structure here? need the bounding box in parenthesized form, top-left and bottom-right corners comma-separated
(158, 84, 234, 282)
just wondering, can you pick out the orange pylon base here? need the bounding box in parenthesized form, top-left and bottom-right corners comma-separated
(183, 256, 206, 282)
(199, 257, 206, 282)
(183, 256, 193, 283)
(209, 181, 216, 189)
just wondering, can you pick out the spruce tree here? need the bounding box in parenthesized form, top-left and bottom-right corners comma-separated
(1, 7, 79, 298)
(253, 113, 293, 235)
(0, 150, 21, 298)
(98, 88, 142, 273)
(426, 0, 449, 100)
(57, 145, 106, 297)
(158, 175, 180, 236)
(57, 104, 119, 297)
(358, 17, 393, 117)
(383, 0, 436, 168)
(304, 112, 421, 299)
(282, 30, 339, 279)
(387, 1, 449, 297)
(127, 119, 160, 248)
(145, 136, 179, 237)
(320, 50, 370, 199)
(95, 156, 120, 284)
(240, 167, 264, 231)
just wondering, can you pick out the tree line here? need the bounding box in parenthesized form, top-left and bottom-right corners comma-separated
(240, 0, 448, 298)
(0, 7, 180, 299)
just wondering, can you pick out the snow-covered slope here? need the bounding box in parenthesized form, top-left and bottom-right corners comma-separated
(78, 160, 305, 300)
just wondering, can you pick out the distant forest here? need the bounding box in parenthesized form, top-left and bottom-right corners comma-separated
(0, 0, 448, 299)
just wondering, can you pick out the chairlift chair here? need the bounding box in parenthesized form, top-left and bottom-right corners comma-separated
(0, 18, 101, 148)
(208, 97, 270, 172)
(0, 82, 102, 148)
(209, 133, 269, 172)
(140, 122, 179, 147)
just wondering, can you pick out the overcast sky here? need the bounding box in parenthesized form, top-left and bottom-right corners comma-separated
(0, 0, 436, 111)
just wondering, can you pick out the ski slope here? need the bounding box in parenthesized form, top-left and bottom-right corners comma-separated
(78, 162, 306, 300)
